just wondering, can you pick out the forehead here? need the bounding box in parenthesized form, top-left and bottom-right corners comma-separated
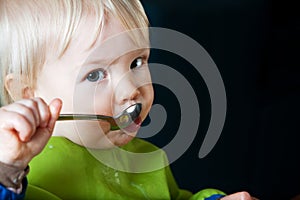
(63, 14, 149, 65)
(64, 14, 123, 54)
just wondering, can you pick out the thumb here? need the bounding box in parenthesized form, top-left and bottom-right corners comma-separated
(47, 98, 63, 131)
(28, 98, 62, 156)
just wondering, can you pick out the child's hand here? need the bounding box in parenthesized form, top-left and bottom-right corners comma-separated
(221, 192, 259, 200)
(0, 98, 62, 169)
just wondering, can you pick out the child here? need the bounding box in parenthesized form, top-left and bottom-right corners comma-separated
(0, 0, 254, 199)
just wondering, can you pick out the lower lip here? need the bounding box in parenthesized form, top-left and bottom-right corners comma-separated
(122, 117, 142, 133)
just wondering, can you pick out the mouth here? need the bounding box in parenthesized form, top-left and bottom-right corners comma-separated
(122, 116, 142, 133)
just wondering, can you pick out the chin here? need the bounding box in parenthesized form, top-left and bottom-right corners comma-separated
(115, 135, 134, 147)
(82, 130, 136, 149)
(111, 130, 136, 147)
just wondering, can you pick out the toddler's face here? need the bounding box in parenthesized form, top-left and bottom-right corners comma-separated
(34, 15, 153, 149)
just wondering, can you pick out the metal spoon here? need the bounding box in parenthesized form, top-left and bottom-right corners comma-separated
(58, 103, 142, 131)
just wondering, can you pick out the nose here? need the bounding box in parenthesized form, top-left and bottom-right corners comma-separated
(114, 75, 141, 105)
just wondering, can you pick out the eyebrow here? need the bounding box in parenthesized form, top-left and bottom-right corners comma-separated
(75, 54, 115, 75)
(84, 48, 149, 67)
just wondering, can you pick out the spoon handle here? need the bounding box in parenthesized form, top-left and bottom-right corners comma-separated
(57, 103, 142, 131)
(58, 114, 118, 130)
(58, 114, 112, 121)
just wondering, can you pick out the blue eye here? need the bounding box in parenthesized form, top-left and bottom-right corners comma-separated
(130, 57, 143, 69)
(86, 69, 106, 82)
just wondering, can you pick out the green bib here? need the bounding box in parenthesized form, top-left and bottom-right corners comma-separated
(26, 137, 224, 200)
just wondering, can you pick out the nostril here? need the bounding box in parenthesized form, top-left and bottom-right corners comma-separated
(129, 89, 140, 100)
(114, 77, 141, 104)
(120, 88, 140, 103)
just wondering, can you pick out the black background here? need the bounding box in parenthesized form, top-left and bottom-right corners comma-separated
(141, 0, 300, 199)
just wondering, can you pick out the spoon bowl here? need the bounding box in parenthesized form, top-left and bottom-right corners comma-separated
(58, 103, 142, 130)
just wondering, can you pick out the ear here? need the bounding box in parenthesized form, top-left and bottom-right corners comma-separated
(5, 74, 35, 101)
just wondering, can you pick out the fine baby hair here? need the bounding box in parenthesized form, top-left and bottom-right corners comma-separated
(0, 0, 148, 105)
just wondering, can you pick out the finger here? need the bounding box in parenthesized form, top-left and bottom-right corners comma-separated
(0, 109, 34, 142)
(33, 97, 50, 128)
(27, 99, 62, 156)
(17, 99, 40, 127)
(2, 102, 37, 134)
(47, 98, 62, 130)
(220, 192, 252, 200)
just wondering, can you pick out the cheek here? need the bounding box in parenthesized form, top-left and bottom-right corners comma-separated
(73, 82, 113, 114)
(92, 88, 113, 115)
(142, 84, 154, 103)
(141, 84, 154, 114)
(35, 78, 74, 112)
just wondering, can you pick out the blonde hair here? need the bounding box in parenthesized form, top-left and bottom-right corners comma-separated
(0, 0, 149, 105)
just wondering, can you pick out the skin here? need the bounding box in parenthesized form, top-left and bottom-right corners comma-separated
(0, 98, 62, 169)
(0, 14, 255, 200)
(33, 15, 153, 149)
